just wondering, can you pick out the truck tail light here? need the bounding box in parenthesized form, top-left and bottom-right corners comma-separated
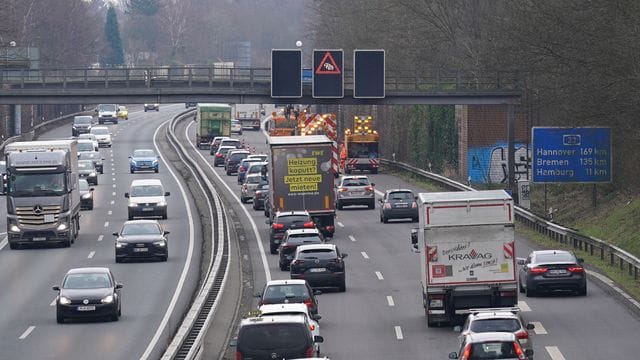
(530, 266, 548, 274)
(568, 266, 584, 273)
(303, 221, 315, 228)
(500, 291, 517, 298)
(272, 223, 284, 230)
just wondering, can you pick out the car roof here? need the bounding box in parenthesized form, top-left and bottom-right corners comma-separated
(297, 244, 336, 252)
(78, 159, 94, 165)
(230, 149, 250, 154)
(77, 139, 94, 144)
(78, 178, 89, 185)
(67, 267, 110, 274)
(266, 279, 308, 286)
(217, 146, 236, 151)
(130, 179, 162, 186)
(78, 134, 95, 137)
(259, 303, 310, 315)
(532, 249, 572, 256)
(246, 173, 263, 178)
(240, 314, 307, 327)
(469, 310, 520, 320)
(221, 138, 240, 142)
(133, 148, 154, 152)
(286, 228, 321, 235)
(465, 331, 517, 342)
(341, 175, 369, 180)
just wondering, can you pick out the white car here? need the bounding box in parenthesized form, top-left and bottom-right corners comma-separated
(90, 126, 112, 147)
(77, 133, 99, 151)
(231, 119, 243, 135)
(258, 303, 322, 356)
(125, 179, 170, 220)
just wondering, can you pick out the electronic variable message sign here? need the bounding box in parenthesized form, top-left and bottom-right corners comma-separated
(271, 49, 302, 98)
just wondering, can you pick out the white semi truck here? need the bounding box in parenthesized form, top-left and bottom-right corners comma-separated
(411, 190, 518, 327)
(4, 140, 80, 249)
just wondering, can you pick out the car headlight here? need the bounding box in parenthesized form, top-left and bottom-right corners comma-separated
(128, 203, 138, 207)
(152, 160, 158, 165)
(57, 223, 68, 231)
(101, 295, 114, 304)
(158, 200, 167, 207)
(82, 193, 92, 199)
(115, 241, 127, 248)
(89, 172, 96, 177)
(59, 296, 72, 305)
(153, 240, 166, 247)
(9, 224, 20, 232)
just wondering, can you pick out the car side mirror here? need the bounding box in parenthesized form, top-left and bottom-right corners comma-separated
(448, 352, 459, 359)
(313, 335, 324, 343)
(164, 192, 170, 196)
(164, 231, 170, 235)
(525, 349, 534, 357)
(124, 193, 130, 198)
(313, 314, 322, 321)
(90, 188, 95, 192)
(526, 322, 535, 330)
(341, 253, 348, 259)
(453, 325, 462, 332)
(52, 286, 60, 291)
(577, 258, 584, 264)
(115, 283, 123, 289)
(112, 232, 119, 236)
(313, 289, 322, 295)
(254, 292, 262, 298)
(229, 338, 238, 347)
(128, 156, 132, 159)
(516, 258, 526, 266)
(371, 183, 375, 186)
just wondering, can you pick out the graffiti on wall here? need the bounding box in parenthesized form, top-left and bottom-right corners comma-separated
(468, 142, 531, 184)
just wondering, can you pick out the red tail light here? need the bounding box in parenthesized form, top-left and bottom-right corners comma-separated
(215, 153, 223, 158)
(272, 223, 284, 230)
(365, 185, 374, 192)
(460, 344, 472, 360)
(304, 346, 314, 357)
(530, 266, 548, 274)
(568, 266, 584, 273)
(303, 221, 315, 228)
(303, 298, 313, 309)
(338, 187, 347, 192)
(239, 166, 246, 172)
(236, 351, 242, 360)
(384, 202, 391, 209)
(411, 201, 417, 208)
(513, 341, 526, 359)
(515, 330, 529, 340)
(292, 259, 305, 266)
(325, 225, 334, 232)
(332, 257, 342, 263)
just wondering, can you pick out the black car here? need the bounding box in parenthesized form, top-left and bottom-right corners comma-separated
(52, 267, 122, 323)
(213, 146, 236, 167)
(252, 183, 270, 210)
(113, 220, 169, 262)
(225, 150, 251, 175)
(290, 244, 347, 292)
(78, 151, 104, 174)
(72, 115, 92, 136)
(79, 178, 94, 210)
(278, 228, 325, 271)
(518, 250, 587, 297)
(78, 159, 98, 185)
(256, 279, 320, 316)
(0, 160, 6, 194)
(266, 211, 315, 254)
(379, 189, 419, 223)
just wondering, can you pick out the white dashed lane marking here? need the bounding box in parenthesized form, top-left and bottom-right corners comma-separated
(110, 200, 115, 205)
(18, 326, 35, 340)
(518, 301, 531, 312)
(108, 210, 112, 215)
(112, 184, 116, 188)
(349, 235, 356, 242)
(394, 326, 403, 340)
(532, 321, 547, 335)
(387, 296, 395, 307)
(104, 222, 109, 227)
(112, 192, 116, 196)
(361, 251, 369, 259)
(375, 271, 384, 280)
(49, 298, 56, 306)
(87, 251, 95, 259)
(98, 235, 104, 242)
(337, 222, 344, 228)
(546, 346, 566, 360)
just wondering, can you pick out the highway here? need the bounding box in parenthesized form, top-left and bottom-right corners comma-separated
(0, 105, 203, 360)
(188, 120, 640, 360)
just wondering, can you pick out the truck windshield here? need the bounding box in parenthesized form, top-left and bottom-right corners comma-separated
(99, 104, 117, 112)
(8, 172, 66, 197)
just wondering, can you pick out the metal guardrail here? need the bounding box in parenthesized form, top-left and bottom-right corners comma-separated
(380, 158, 640, 281)
(161, 110, 231, 360)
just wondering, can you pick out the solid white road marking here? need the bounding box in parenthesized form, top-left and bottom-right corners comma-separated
(349, 235, 356, 242)
(518, 300, 531, 312)
(387, 296, 395, 307)
(98, 235, 104, 242)
(361, 251, 370, 259)
(546, 346, 566, 360)
(104, 222, 109, 227)
(375, 271, 384, 280)
(532, 321, 547, 335)
(19, 326, 35, 340)
(0, 236, 7, 251)
(337, 222, 344, 228)
(87, 251, 95, 259)
(394, 326, 403, 340)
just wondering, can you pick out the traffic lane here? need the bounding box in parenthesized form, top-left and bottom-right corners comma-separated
(0, 106, 201, 360)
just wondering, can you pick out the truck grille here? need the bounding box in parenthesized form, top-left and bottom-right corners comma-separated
(16, 205, 61, 225)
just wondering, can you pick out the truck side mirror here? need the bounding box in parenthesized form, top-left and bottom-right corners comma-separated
(164, 192, 170, 196)
(411, 228, 420, 253)
(516, 258, 526, 265)
(124, 193, 129, 198)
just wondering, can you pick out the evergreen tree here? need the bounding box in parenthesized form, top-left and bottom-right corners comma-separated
(103, 5, 124, 67)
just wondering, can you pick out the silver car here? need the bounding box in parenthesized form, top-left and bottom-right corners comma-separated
(335, 175, 375, 209)
(240, 174, 265, 203)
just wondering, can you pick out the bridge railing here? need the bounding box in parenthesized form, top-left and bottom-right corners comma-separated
(379, 158, 640, 282)
(1, 66, 521, 92)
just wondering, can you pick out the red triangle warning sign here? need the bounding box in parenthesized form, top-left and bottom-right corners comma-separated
(315, 52, 341, 75)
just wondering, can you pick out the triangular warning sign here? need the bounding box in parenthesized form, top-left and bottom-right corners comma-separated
(315, 52, 341, 75)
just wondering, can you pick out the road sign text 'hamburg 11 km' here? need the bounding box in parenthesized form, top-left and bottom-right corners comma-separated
(532, 127, 611, 183)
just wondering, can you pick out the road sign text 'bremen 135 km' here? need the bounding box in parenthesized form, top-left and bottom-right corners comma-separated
(532, 127, 611, 183)
(354, 49, 385, 98)
(271, 49, 302, 98)
(313, 49, 344, 98)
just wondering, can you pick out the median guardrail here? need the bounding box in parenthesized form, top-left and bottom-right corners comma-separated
(380, 158, 640, 281)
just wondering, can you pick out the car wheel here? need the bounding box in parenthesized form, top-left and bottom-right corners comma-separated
(130, 168, 134, 174)
(144, 109, 148, 112)
(279, 263, 287, 271)
(338, 278, 346, 292)
(128, 213, 133, 220)
(160, 255, 168, 262)
(115, 257, 123, 263)
(226, 171, 231, 175)
(61, 238, 71, 248)
(519, 279, 525, 293)
(336, 201, 343, 210)
(56, 311, 64, 324)
(88, 202, 94, 210)
(162, 212, 168, 220)
(382, 215, 388, 223)
(154, 168, 159, 173)
(111, 312, 119, 321)
(270, 244, 278, 255)
(577, 283, 587, 296)
(100, 169, 104, 174)
(156, 108, 159, 112)
(380, 214, 384, 223)
(525, 284, 536, 297)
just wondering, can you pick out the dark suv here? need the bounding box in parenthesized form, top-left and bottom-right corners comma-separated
(72, 116, 92, 136)
(266, 211, 316, 254)
(278, 228, 325, 271)
(225, 150, 250, 175)
(233, 314, 323, 360)
(290, 244, 347, 292)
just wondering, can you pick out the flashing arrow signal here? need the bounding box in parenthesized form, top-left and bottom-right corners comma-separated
(315, 52, 341, 75)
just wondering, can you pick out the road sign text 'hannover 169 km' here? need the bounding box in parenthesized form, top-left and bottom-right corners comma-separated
(313, 49, 344, 98)
(271, 49, 302, 98)
(532, 127, 611, 183)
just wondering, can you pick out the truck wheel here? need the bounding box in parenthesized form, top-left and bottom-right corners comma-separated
(162, 211, 168, 220)
(128, 212, 133, 220)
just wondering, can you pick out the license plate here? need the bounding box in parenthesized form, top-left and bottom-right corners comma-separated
(395, 203, 408, 208)
(351, 192, 364, 196)
(77, 306, 96, 311)
(44, 214, 55, 223)
(549, 269, 567, 275)
(309, 268, 326, 273)
(33, 237, 46, 241)
(142, 207, 154, 211)
(133, 248, 149, 252)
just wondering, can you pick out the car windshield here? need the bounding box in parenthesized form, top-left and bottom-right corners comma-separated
(74, 117, 91, 124)
(342, 178, 369, 186)
(389, 192, 413, 200)
(299, 248, 337, 259)
(221, 140, 240, 147)
(248, 164, 265, 174)
(133, 150, 156, 157)
(536, 252, 575, 264)
(79, 152, 99, 160)
(286, 235, 322, 245)
(9, 172, 66, 196)
(246, 176, 262, 184)
(63, 273, 112, 289)
(240, 324, 306, 350)
(263, 284, 310, 301)
(77, 142, 94, 151)
(99, 104, 117, 111)
(218, 147, 233, 154)
(231, 153, 248, 161)
(79, 180, 89, 191)
(131, 185, 163, 197)
(78, 161, 94, 170)
(469, 341, 518, 359)
(91, 128, 109, 135)
(121, 223, 162, 235)
(469, 319, 521, 333)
